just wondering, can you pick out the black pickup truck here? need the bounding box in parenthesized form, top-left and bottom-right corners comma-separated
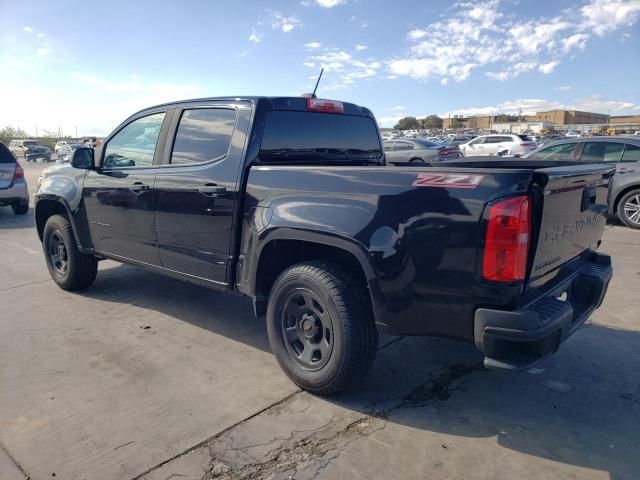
(35, 96, 613, 394)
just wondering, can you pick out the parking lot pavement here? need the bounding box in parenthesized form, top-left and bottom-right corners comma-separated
(1, 162, 639, 480)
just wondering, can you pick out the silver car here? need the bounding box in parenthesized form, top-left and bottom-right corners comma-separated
(383, 139, 462, 165)
(0, 142, 29, 215)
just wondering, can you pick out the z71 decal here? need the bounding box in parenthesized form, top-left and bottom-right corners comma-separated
(412, 173, 484, 189)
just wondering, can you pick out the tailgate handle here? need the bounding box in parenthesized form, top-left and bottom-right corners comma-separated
(581, 186, 597, 211)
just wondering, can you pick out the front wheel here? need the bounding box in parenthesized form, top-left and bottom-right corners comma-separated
(43, 215, 98, 290)
(617, 189, 640, 229)
(266, 261, 378, 395)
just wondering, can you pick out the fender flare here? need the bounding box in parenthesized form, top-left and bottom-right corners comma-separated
(246, 227, 383, 320)
(35, 195, 88, 251)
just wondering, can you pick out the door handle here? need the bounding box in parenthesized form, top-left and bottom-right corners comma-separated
(130, 182, 149, 192)
(198, 184, 226, 197)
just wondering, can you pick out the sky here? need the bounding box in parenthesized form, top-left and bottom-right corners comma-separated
(0, 0, 639, 136)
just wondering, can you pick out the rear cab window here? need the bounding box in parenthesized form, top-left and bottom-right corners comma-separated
(259, 110, 383, 164)
(170, 108, 237, 164)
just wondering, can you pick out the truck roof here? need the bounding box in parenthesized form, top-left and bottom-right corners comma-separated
(138, 96, 375, 119)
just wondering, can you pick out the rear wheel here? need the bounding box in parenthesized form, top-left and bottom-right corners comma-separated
(266, 261, 378, 395)
(409, 157, 426, 165)
(11, 201, 29, 215)
(617, 189, 640, 229)
(43, 215, 98, 290)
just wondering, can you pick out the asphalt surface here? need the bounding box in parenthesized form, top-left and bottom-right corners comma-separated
(1, 161, 639, 480)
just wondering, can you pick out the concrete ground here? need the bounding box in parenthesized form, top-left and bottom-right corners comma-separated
(1, 162, 638, 480)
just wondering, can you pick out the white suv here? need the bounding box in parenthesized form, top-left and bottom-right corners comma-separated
(460, 134, 537, 157)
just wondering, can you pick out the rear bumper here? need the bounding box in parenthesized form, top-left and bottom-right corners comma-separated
(474, 252, 612, 371)
(0, 180, 29, 205)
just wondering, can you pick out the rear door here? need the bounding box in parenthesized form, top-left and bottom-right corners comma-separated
(482, 136, 503, 155)
(153, 102, 251, 284)
(0, 143, 16, 189)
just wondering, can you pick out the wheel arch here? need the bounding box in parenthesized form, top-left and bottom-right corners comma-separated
(249, 229, 381, 320)
(35, 196, 83, 247)
(612, 183, 640, 217)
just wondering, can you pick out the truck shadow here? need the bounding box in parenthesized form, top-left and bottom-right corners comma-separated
(333, 325, 640, 480)
(86, 261, 270, 352)
(85, 263, 639, 479)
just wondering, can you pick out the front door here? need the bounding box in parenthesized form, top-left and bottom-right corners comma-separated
(154, 105, 247, 284)
(83, 111, 168, 265)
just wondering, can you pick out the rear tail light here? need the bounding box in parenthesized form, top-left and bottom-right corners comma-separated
(307, 98, 344, 113)
(482, 195, 531, 282)
(439, 148, 451, 156)
(520, 143, 535, 147)
(13, 161, 24, 180)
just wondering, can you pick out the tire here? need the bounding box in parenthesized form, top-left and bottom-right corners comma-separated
(11, 201, 29, 215)
(266, 261, 378, 395)
(409, 157, 426, 165)
(617, 189, 640, 229)
(43, 214, 98, 290)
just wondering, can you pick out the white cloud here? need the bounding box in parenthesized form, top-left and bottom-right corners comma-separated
(407, 29, 427, 40)
(555, 85, 572, 91)
(538, 60, 559, 74)
(438, 96, 639, 119)
(304, 41, 322, 49)
(312, 0, 345, 7)
(36, 47, 50, 56)
(304, 49, 381, 90)
(270, 12, 301, 33)
(303, 61, 316, 68)
(249, 28, 261, 43)
(387, 0, 640, 84)
(355, 45, 367, 51)
(23, 26, 32, 33)
(580, 0, 640, 36)
(562, 33, 590, 53)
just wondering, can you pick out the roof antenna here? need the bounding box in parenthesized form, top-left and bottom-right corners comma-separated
(311, 68, 324, 98)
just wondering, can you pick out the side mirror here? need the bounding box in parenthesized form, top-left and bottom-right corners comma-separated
(71, 147, 95, 170)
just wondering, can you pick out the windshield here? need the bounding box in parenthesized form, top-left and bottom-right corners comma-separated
(517, 135, 533, 141)
(260, 111, 383, 164)
(24, 141, 40, 146)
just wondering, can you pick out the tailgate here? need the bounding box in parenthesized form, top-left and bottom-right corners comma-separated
(529, 164, 614, 280)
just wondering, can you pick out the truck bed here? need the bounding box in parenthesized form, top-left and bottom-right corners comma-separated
(239, 161, 614, 343)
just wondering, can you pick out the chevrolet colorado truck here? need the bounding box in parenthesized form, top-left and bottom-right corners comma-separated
(35, 96, 613, 394)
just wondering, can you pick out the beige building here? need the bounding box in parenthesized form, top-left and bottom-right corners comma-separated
(609, 115, 640, 124)
(534, 110, 609, 124)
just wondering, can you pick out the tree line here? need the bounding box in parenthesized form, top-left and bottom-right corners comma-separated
(393, 113, 523, 130)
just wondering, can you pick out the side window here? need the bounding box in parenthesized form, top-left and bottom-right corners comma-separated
(529, 142, 576, 160)
(579, 142, 624, 163)
(470, 137, 486, 145)
(171, 108, 237, 164)
(103, 112, 165, 168)
(395, 142, 413, 151)
(484, 137, 502, 144)
(621, 144, 640, 162)
(383, 142, 395, 152)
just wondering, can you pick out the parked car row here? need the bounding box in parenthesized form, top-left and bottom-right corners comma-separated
(8, 139, 52, 162)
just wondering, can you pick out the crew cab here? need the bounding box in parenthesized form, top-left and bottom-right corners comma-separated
(35, 96, 613, 394)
